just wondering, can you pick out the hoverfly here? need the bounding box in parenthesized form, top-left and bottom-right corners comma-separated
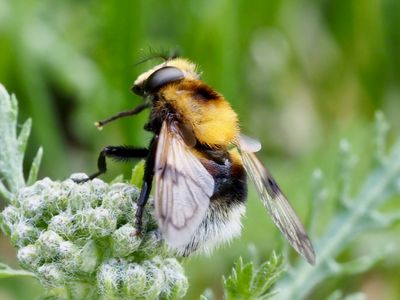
(80, 55, 315, 265)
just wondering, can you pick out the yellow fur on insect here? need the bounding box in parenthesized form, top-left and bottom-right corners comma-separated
(228, 148, 243, 166)
(161, 79, 239, 148)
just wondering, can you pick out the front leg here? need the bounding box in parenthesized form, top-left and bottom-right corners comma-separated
(95, 102, 150, 129)
(135, 136, 158, 234)
(74, 146, 149, 183)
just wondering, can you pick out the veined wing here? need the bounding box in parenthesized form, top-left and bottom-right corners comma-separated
(155, 120, 215, 248)
(239, 137, 315, 265)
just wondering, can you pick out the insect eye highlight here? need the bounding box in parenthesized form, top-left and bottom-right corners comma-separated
(145, 66, 185, 94)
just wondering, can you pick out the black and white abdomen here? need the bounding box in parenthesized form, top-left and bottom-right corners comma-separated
(175, 150, 248, 256)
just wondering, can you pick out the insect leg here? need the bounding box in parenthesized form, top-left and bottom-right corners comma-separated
(135, 136, 158, 234)
(74, 146, 148, 183)
(95, 102, 150, 129)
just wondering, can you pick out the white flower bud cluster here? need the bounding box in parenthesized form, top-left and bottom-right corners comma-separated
(97, 256, 188, 299)
(0, 174, 188, 299)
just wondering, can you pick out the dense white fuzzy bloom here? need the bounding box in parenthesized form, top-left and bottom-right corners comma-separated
(0, 176, 188, 299)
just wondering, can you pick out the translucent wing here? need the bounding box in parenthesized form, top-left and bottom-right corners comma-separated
(155, 120, 215, 249)
(240, 145, 316, 265)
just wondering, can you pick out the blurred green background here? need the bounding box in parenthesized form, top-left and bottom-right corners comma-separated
(1, 0, 400, 299)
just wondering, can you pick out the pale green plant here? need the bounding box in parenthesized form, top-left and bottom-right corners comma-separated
(201, 253, 284, 300)
(273, 111, 400, 299)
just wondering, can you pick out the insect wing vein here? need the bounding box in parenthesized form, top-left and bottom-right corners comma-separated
(241, 151, 316, 265)
(155, 121, 214, 248)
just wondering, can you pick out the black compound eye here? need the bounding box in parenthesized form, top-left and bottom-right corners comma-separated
(144, 66, 184, 93)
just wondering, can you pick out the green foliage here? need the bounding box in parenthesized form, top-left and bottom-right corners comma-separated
(273, 112, 400, 300)
(0, 84, 42, 199)
(130, 159, 145, 188)
(223, 254, 283, 300)
(0, 262, 35, 279)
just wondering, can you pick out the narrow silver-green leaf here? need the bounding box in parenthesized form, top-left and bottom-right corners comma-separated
(27, 147, 43, 186)
(0, 180, 13, 202)
(0, 262, 36, 278)
(17, 118, 32, 159)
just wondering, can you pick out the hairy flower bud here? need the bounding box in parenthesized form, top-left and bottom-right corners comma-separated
(20, 194, 46, 223)
(97, 259, 123, 297)
(161, 258, 189, 299)
(102, 183, 138, 223)
(17, 244, 42, 270)
(111, 224, 141, 257)
(88, 207, 117, 238)
(122, 263, 147, 297)
(37, 263, 65, 287)
(36, 230, 64, 260)
(58, 241, 80, 273)
(0, 205, 21, 235)
(10, 222, 40, 247)
(143, 258, 167, 299)
(48, 213, 75, 239)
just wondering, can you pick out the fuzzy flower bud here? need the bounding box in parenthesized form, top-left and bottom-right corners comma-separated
(97, 259, 124, 297)
(143, 257, 167, 299)
(111, 224, 141, 257)
(36, 230, 64, 260)
(58, 241, 80, 273)
(122, 263, 147, 297)
(102, 183, 138, 223)
(161, 258, 189, 299)
(87, 207, 117, 238)
(139, 230, 168, 258)
(0, 205, 21, 235)
(10, 222, 40, 247)
(37, 263, 65, 287)
(17, 244, 42, 271)
(19, 194, 46, 223)
(48, 213, 75, 239)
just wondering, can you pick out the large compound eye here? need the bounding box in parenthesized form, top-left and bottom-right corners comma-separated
(145, 66, 184, 93)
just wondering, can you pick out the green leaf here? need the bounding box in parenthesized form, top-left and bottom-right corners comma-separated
(17, 118, 32, 158)
(0, 84, 43, 198)
(252, 253, 283, 297)
(0, 180, 13, 201)
(0, 262, 36, 278)
(27, 147, 43, 186)
(131, 160, 145, 188)
(223, 255, 284, 300)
